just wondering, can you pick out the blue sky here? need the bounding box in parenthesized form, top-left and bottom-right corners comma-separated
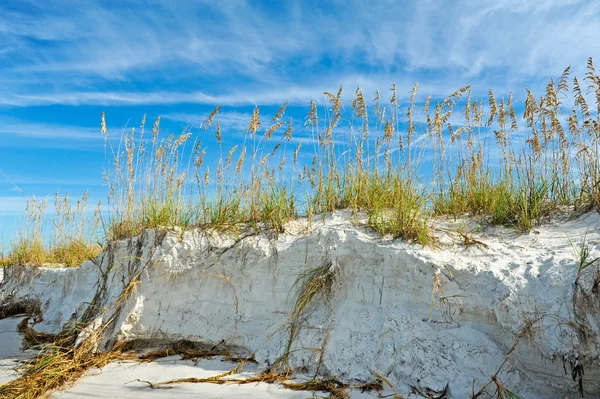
(1, 0, 600, 248)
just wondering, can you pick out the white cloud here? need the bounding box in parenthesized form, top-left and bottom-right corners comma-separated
(0, 87, 321, 107)
(0, 76, 477, 108)
(399, 0, 599, 78)
(163, 111, 255, 131)
(0, 196, 27, 216)
(0, 0, 598, 108)
(0, 118, 101, 140)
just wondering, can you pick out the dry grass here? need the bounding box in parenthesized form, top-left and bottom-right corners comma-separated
(472, 319, 541, 399)
(140, 365, 381, 399)
(132, 339, 256, 364)
(281, 378, 349, 398)
(0, 325, 127, 399)
(3, 238, 101, 268)
(17, 318, 57, 349)
(2, 192, 102, 268)
(283, 261, 338, 367)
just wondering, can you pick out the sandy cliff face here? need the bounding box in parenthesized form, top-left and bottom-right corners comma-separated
(2, 211, 600, 398)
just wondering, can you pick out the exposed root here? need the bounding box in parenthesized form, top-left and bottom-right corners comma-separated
(132, 339, 256, 364)
(458, 230, 489, 249)
(472, 318, 540, 399)
(487, 376, 524, 399)
(371, 371, 406, 398)
(568, 355, 585, 398)
(429, 270, 465, 324)
(281, 378, 349, 398)
(202, 273, 239, 314)
(356, 379, 384, 393)
(127, 378, 172, 389)
(411, 383, 449, 398)
(0, 297, 41, 320)
(143, 365, 353, 399)
(17, 318, 56, 349)
(153, 361, 248, 386)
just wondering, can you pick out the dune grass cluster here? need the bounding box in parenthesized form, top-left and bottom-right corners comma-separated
(0, 192, 101, 268)
(3, 59, 600, 267)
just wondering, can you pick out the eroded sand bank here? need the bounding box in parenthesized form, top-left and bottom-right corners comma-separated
(2, 211, 600, 398)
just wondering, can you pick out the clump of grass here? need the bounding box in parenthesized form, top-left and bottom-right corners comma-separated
(431, 64, 600, 231)
(101, 114, 199, 241)
(305, 85, 432, 243)
(435, 176, 552, 232)
(2, 192, 101, 267)
(1, 238, 46, 267)
(101, 107, 299, 239)
(572, 231, 600, 287)
(353, 174, 430, 244)
(0, 323, 126, 399)
(257, 182, 297, 234)
(283, 262, 338, 366)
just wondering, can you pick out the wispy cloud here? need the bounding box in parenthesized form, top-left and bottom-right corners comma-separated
(0, 77, 475, 108)
(400, 0, 599, 77)
(1, 0, 598, 109)
(0, 85, 359, 107)
(0, 118, 100, 140)
(0, 175, 102, 187)
(163, 111, 255, 131)
(0, 196, 27, 216)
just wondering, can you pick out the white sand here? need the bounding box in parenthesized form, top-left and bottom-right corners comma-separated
(0, 318, 374, 398)
(2, 210, 600, 397)
(51, 356, 380, 398)
(0, 317, 30, 385)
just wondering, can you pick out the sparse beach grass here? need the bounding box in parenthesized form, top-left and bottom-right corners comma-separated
(1, 192, 101, 267)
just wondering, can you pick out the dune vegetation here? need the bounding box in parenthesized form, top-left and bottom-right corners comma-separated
(2, 59, 600, 267)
